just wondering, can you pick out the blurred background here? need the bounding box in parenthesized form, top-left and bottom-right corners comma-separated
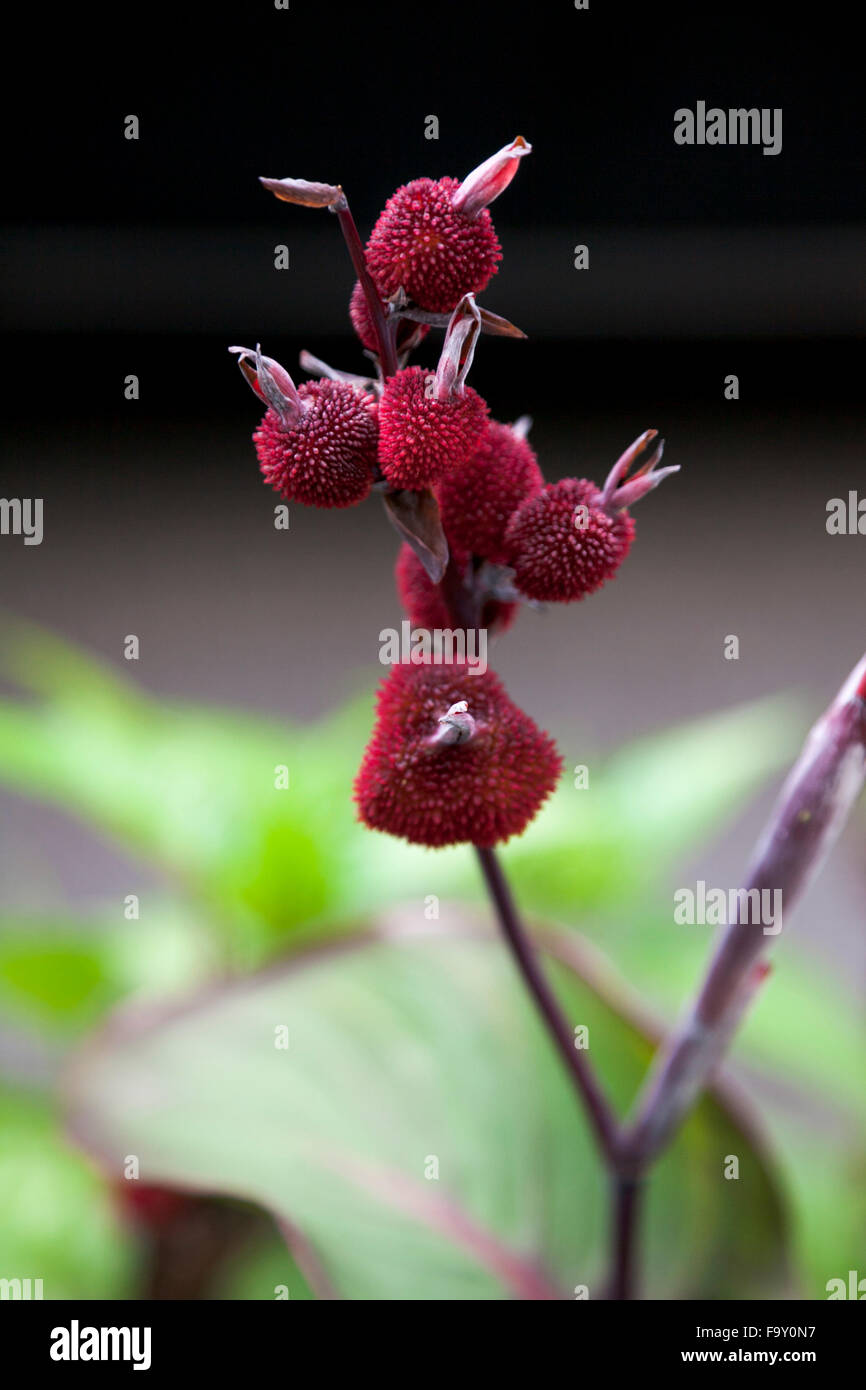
(0, 1, 864, 1300)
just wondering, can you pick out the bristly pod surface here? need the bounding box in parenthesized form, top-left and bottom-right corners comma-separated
(377, 367, 488, 490)
(354, 661, 562, 848)
(505, 478, 636, 603)
(437, 420, 544, 565)
(505, 431, 676, 602)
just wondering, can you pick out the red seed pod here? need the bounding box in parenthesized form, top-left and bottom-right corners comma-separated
(349, 279, 381, 353)
(349, 279, 430, 357)
(505, 479, 636, 602)
(254, 378, 379, 509)
(365, 177, 502, 314)
(354, 661, 562, 848)
(437, 421, 543, 564)
(378, 366, 488, 490)
(395, 542, 517, 634)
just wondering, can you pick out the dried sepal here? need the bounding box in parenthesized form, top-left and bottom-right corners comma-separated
(393, 302, 527, 340)
(299, 349, 379, 394)
(432, 294, 482, 399)
(383, 489, 450, 583)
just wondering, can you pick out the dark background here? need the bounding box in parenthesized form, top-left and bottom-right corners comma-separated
(1, 2, 864, 949)
(4, 0, 863, 413)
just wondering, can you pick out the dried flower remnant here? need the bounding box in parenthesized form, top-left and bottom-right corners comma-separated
(231, 346, 379, 509)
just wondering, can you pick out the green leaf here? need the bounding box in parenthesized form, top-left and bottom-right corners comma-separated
(0, 928, 109, 1027)
(0, 628, 372, 956)
(65, 919, 790, 1300)
(210, 1224, 316, 1301)
(0, 907, 220, 1037)
(0, 1088, 133, 1298)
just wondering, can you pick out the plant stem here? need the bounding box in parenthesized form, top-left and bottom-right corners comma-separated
(332, 197, 398, 378)
(608, 1176, 643, 1300)
(621, 651, 866, 1172)
(475, 845, 620, 1168)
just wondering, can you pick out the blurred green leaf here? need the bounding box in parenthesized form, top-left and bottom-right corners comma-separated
(0, 627, 370, 958)
(211, 1225, 316, 1301)
(0, 929, 108, 1027)
(0, 1087, 133, 1298)
(0, 906, 219, 1038)
(65, 920, 790, 1300)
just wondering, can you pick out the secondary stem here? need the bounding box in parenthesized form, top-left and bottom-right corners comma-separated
(621, 651, 866, 1172)
(332, 197, 399, 378)
(475, 845, 620, 1168)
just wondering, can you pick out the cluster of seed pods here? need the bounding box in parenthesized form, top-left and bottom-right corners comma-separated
(232, 141, 677, 847)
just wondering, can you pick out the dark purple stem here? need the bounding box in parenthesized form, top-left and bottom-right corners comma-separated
(475, 845, 620, 1167)
(607, 1177, 643, 1300)
(332, 197, 398, 378)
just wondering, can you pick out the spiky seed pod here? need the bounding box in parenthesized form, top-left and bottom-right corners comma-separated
(349, 279, 430, 357)
(348, 279, 381, 353)
(378, 366, 488, 490)
(253, 378, 378, 509)
(354, 661, 562, 847)
(395, 543, 517, 634)
(364, 177, 502, 314)
(505, 478, 636, 602)
(436, 421, 544, 564)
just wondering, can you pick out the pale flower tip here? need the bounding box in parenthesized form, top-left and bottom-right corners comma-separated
(601, 429, 678, 512)
(433, 294, 482, 398)
(608, 462, 679, 512)
(259, 175, 344, 209)
(229, 344, 265, 400)
(231, 343, 301, 423)
(452, 137, 532, 218)
(601, 430, 669, 508)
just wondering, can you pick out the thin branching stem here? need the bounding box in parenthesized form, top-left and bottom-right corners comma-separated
(475, 845, 621, 1168)
(332, 197, 398, 378)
